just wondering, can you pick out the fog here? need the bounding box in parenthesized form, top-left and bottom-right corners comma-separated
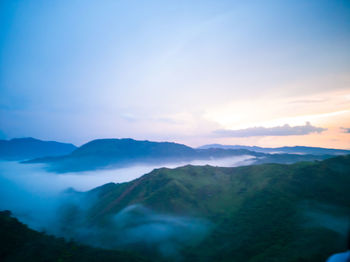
(0, 156, 253, 258)
(0, 155, 254, 192)
(59, 203, 211, 259)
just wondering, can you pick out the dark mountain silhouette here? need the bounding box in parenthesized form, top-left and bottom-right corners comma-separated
(0, 210, 148, 262)
(25, 138, 264, 172)
(0, 137, 77, 160)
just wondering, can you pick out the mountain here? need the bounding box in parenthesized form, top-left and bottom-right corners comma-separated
(56, 155, 350, 261)
(252, 152, 333, 165)
(25, 138, 263, 172)
(0, 137, 77, 161)
(199, 144, 350, 155)
(0, 210, 148, 262)
(24, 138, 335, 173)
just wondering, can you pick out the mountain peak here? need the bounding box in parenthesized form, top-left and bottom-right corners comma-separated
(0, 137, 77, 161)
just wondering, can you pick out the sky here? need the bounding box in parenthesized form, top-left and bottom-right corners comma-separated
(0, 0, 350, 149)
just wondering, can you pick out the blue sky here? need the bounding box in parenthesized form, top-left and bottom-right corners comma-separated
(1, 0, 350, 148)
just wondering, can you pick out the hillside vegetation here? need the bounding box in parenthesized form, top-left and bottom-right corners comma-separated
(60, 155, 350, 261)
(0, 210, 148, 262)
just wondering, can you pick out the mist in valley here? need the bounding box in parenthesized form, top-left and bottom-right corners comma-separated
(0, 156, 252, 258)
(0, 155, 254, 192)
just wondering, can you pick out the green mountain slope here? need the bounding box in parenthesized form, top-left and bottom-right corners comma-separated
(0, 210, 148, 262)
(71, 155, 350, 261)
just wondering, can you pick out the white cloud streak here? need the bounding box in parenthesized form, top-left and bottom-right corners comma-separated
(214, 122, 326, 137)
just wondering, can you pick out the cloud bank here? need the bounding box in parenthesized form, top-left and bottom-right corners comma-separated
(62, 203, 211, 259)
(0, 161, 213, 259)
(214, 122, 326, 137)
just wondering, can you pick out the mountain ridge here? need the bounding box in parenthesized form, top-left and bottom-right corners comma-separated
(198, 144, 350, 155)
(55, 154, 350, 261)
(24, 138, 264, 172)
(0, 137, 77, 160)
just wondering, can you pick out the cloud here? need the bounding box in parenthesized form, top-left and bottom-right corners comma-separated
(96, 204, 211, 258)
(341, 127, 350, 133)
(214, 122, 327, 137)
(288, 98, 328, 104)
(0, 161, 212, 259)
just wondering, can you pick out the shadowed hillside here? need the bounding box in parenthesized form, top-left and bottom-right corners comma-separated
(56, 155, 350, 261)
(0, 210, 148, 262)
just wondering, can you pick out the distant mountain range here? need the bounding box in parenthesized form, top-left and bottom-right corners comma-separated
(24, 138, 264, 172)
(0, 137, 77, 160)
(199, 144, 350, 155)
(22, 138, 341, 172)
(24, 138, 340, 173)
(55, 154, 350, 261)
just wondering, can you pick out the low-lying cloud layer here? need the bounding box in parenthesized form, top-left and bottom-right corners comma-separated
(214, 122, 326, 137)
(0, 166, 210, 259)
(62, 203, 211, 259)
(0, 157, 251, 258)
